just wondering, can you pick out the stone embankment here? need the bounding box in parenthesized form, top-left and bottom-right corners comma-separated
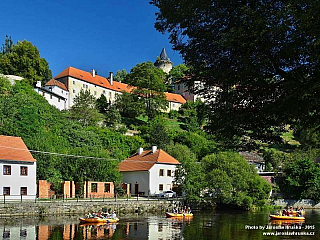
(0, 199, 179, 217)
(272, 199, 320, 208)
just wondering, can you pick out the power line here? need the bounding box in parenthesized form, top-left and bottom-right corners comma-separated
(0, 145, 163, 163)
(0, 145, 119, 161)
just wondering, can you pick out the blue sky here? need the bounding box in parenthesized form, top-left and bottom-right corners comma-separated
(0, 0, 183, 77)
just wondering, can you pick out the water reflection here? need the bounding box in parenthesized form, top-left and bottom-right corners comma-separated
(0, 210, 319, 240)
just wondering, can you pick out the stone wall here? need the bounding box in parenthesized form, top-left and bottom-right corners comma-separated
(273, 199, 320, 208)
(0, 200, 176, 217)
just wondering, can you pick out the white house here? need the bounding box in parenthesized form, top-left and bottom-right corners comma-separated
(34, 79, 69, 111)
(119, 146, 181, 196)
(0, 135, 37, 201)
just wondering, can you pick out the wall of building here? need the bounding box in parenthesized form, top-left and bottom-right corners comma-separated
(38, 180, 55, 199)
(149, 164, 177, 195)
(122, 171, 149, 196)
(34, 88, 67, 110)
(0, 161, 36, 200)
(84, 181, 114, 198)
(43, 85, 69, 109)
(66, 76, 118, 107)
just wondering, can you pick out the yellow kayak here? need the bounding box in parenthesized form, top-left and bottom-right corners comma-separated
(165, 212, 193, 218)
(79, 217, 119, 223)
(269, 215, 305, 221)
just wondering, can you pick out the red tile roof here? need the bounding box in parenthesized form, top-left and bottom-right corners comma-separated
(0, 135, 36, 162)
(119, 149, 181, 172)
(45, 78, 68, 91)
(55, 66, 186, 104)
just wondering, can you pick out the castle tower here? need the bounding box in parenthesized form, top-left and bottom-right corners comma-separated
(154, 48, 173, 74)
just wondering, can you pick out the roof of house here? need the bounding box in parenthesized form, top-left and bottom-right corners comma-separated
(119, 149, 181, 172)
(0, 135, 36, 162)
(45, 78, 68, 91)
(55, 66, 186, 104)
(239, 151, 264, 163)
(160, 48, 170, 61)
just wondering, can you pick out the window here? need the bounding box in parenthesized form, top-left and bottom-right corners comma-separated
(94, 91, 97, 96)
(20, 229, 27, 238)
(20, 166, 28, 176)
(167, 170, 172, 177)
(58, 98, 60, 102)
(73, 90, 75, 93)
(109, 92, 112, 97)
(61, 90, 63, 94)
(3, 230, 10, 239)
(20, 187, 27, 195)
(86, 85, 88, 89)
(50, 94, 52, 99)
(159, 184, 163, 191)
(3, 187, 10, 195)
(3, 165, 11, 175)
(103, 90, 106, 94)
(159, 169, 164, 176)
(91, 183, 97, 192)
(42, 92, 45, 96)
(104, 183, 111, 193)
(83, 84, 86, 88)
(73, 81, 75, 85)
(177, 85, 180, 90)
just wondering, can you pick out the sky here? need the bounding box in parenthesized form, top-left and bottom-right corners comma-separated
(0, 0, 183, 78)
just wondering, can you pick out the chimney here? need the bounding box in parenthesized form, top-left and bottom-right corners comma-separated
(91, 69, 95, 77)
(138, 147, 143, 155)
(152, 146, 157, 153)
(36, 81, 41, 88)
(109, 72, 113, 86)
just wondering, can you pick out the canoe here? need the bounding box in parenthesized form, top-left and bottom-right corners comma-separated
(269, 215, 305, 221)
(289, 210, 305, 216)
(165, 212, 193, 218)
(270, 219, 305, 226)
(79, 217, 119, 223)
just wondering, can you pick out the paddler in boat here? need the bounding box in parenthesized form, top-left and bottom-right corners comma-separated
(111, 211, 117, 219)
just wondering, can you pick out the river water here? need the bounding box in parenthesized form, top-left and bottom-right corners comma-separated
(0, 209, 319, 239)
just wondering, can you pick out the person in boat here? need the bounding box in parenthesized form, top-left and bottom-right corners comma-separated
(111, 211, 117, 219)
(187, 207, 191, 214)
(184, 206, 187, 213)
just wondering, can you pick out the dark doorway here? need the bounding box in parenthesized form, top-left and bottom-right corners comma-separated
(135, 184, 139, 195)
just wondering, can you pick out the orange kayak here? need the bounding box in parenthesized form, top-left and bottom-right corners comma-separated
(269, 215, 305, 221)
(79, 217, 119, 223)
(165, 212, 193, 218)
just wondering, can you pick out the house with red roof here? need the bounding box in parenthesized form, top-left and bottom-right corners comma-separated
(119, 146, 181, 196)
(37, 66, 186, 111)
(0, 135, 37, 200)
(34, 79, 69, 110)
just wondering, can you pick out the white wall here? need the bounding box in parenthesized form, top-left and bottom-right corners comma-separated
(34, 88, 67, 111)
(122, 171, 150, 195)
(0, 161, 36, 200)
(67, 76, 117, 107)
(149, 163, 177, 195)
(43, 85, 69, 109)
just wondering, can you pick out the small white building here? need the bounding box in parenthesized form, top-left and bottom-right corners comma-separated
(0, 135, 37, 201)
(119, 147, 181, 196)
(34, 79, 69, 110)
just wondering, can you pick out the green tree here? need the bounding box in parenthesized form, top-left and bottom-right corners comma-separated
(70, 89, 103, 126)
(115, 91, 144, 118)
(113, 69, 128, 83)
(151, 0, 320, 148)
(126, 61, 168, 120)
(0, 39, 52, 83)
(142, 116, 170, 149)
(280, 157, 320, 202)
(1, 35, 13, 54)
(202, 152, 271, 209)
(165, 143, 204, 201)
(96, 95, 121, 127)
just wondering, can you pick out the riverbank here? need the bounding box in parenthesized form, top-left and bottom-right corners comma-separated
(0, 199, 178, 217)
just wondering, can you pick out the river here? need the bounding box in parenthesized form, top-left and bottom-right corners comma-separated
(0, 209, 319, 239)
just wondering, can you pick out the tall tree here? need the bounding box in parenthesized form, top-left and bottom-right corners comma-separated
(0, 39, 52, 84)
(126, 61, 168, 120)
(151, 0, 320, 148)
(113, 69, 128, 83)
(96, 95, 121, 127)
(70, 90, 103, 126)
